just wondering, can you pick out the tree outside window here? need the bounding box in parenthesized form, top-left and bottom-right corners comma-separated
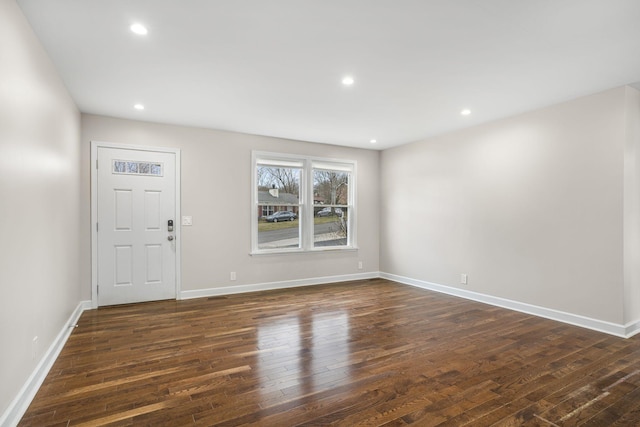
(252, 153, 356, 254)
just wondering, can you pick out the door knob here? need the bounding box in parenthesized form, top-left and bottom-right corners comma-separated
(168, 235, 174, 241)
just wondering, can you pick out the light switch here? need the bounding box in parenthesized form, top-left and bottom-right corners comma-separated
(182, 216, 193, 226)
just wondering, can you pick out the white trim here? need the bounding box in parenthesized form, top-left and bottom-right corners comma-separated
(624, 319, 640, 337)
(249, 247, 360, 256)
(90, 141, 181, 308)
(0, 300, 91, 427)
(251, 151, 357, 255)
(380, 272, 633, 338)
(180, 272, 378, 300)
(252, 150, 356, 167)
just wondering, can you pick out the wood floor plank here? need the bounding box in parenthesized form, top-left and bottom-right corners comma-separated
(17, 278, 640, 426)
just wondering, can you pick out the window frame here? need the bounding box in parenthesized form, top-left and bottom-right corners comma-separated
(251, 151, 357, 255)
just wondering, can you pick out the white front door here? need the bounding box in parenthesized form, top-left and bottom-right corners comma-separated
(96, 146, 177, 306)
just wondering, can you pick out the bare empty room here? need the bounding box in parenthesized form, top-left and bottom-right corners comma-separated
(2, 1, 640, 425)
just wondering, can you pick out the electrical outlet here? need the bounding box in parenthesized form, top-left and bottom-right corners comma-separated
(358, 261, 363, 270)
(460, 274, 468, 285)
(230, 271, 236, 281)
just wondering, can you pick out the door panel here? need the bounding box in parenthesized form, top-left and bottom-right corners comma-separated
(144, 191, 161, 230)
(145, 244, 163, 283)
(114, 245, 133, 286)
(114, 190, 133, 230)
(97, 147, 176, 306)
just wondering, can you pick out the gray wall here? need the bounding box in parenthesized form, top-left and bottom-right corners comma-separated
(80, 115, 380, 298)
(0, 0, 82, 416)
(381, 86, 640, 325)
(624, 86, 640, 324)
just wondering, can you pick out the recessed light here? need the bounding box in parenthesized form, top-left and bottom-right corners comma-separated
(130, 23, 148, 35)
(370, 139, 377, 144)
(342, 76, 354, 86)
(461, 109, 471, 116)
(134, 104, 145, 110)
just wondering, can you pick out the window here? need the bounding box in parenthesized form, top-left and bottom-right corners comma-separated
(261, 206, 275, 217)
(252, 152, 356, 254)
(312, 166, 350, 248)
(113, 160, 163, 176)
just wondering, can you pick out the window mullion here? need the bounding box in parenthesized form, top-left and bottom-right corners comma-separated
(302, 159, 313, 251)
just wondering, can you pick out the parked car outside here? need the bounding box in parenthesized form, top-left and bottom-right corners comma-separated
(316, 207, 343, 217)
(265, 211, 297, 222)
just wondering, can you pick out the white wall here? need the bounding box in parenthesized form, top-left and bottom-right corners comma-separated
(0, 0, 82, 418)
(80, 115, 380, 298)
(381, 87, 631, 324)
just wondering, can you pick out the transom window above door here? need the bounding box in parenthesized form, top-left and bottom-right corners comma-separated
(113, 160, 163, 176)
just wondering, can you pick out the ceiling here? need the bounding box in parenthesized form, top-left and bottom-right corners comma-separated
(16, 0, 640, 150)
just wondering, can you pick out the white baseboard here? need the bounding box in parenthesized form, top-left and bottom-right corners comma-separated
(180, 272, 379, 300)
(624, 319, 640, 338)
(380, 272, 635, 339)
(0, 300, 91, 427)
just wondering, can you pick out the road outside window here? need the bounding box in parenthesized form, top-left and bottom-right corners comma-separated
(252, 153, 356, 254)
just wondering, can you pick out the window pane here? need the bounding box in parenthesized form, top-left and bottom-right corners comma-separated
(257, 206, 300, 250)
(257, 166, 301, 202)
(314, 207, 348, 247)
(312, 170, 349, 247)
(114, 160, 126, 173)
(256, 165, 302, 250)
(138, 162, 150, 174)
(126, 161, 138, 174)
(313, 170, 348, 206)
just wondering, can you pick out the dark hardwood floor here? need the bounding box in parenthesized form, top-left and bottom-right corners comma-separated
(18, 279, 640, 426)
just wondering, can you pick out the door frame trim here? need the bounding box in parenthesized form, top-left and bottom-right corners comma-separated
(90, 141, 182, 308)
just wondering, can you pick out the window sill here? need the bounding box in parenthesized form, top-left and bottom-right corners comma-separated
(250, 246, 358, 256)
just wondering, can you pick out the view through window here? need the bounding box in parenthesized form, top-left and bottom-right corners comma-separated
(252, 153, 355, 253)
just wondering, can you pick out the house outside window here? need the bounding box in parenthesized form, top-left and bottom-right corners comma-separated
(252, 152, 356, 254)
